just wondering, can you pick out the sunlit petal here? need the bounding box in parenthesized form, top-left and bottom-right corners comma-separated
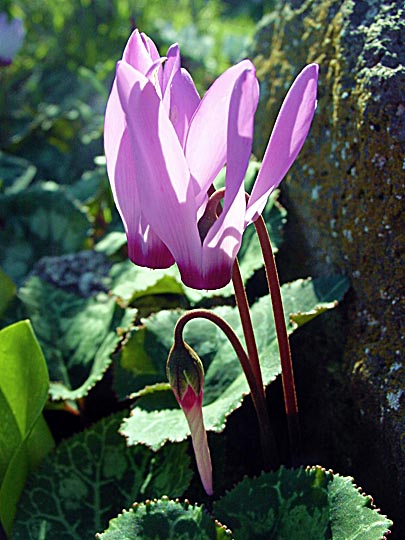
(185, 60, 258, 205)
(116, 61, 202, 279)
(169, 68, 200, 147)
(105, 70, 173, 268)
(245, 63, 319, 224)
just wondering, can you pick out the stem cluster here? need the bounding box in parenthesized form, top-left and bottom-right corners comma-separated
(169, 189, 300, 490)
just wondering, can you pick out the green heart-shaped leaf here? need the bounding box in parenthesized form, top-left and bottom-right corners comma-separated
(12, 413, 193, 540)
(98, 497, 232, 540)
(18, 276, 136, 401)
(213, 466, 392, 540)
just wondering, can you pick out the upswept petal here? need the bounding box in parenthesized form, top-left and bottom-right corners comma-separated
(245, 63, 319, 225)
(169, 68, 200, 148)
(141, 32, 160, 62)
(104, 72, 173, 268)
(162, 43, 181, 96)
(116, 61, 203, 282)
(185, 59, 258, 206)
(140, 32, 163, 90)
(200, 66, 260, 289)
(161, 43, 181, 117)
(122, 29, 155, 74)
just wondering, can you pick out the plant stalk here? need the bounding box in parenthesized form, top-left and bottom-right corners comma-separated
(231, 261, 265, 398)
(253, 214, 301, 464)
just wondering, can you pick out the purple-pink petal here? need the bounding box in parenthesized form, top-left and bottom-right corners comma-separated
(167, 67, 200, 148)
(183, 395, 213, 496)
(245, 63, 319, 225)
(201, 65, 260, 289)
(122, 29, 154, 73)
(116, 61, 203, 281)
(162, 43, 181, 96)
(185, 59, 258, 206)
(104, 71, 173, 268)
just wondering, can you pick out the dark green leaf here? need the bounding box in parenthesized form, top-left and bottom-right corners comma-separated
(0, 152, 37, 194)
(18, 276, 136, 401)
(213, 467, 392, 540)
(0, 182, 91, 284)
(12, 413, 193, 540)
(98, 497, 232, 540)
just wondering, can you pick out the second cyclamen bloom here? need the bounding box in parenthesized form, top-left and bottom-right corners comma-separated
(105, 30, 318, 290)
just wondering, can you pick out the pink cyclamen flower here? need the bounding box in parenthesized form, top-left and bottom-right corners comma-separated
(0, 13, 25, 67)
(166, 339, 213, 495)
(104, 30, 318, 290)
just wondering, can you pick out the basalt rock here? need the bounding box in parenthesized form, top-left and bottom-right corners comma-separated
(252, 0, 404, 536)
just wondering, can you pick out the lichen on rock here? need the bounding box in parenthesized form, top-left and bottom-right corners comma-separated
(251, 0, 404, 535)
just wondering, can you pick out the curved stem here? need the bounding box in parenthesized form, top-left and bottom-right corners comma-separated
(253, 214, 301, 464)
(174, 309, 278, 468)
(174, 309, 259, 397)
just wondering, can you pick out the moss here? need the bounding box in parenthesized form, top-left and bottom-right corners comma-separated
(251, 0, 404, 534)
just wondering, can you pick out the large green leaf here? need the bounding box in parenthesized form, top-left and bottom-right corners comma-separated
(213, 467, 392, 540)
(18, 276, 136, 401)
(120, 276, 350, 449)
(0, 321, 54, 535)
(98, 498, 232, 540)
(110, 261, 185, 306)
(12, 413, 193, 540)
(0, 181, 92, 284)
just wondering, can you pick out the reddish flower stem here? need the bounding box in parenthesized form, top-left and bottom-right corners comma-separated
(253, 214, 301, 464)
(231, 261, 265, 399)
(174, 309, 278, 468)
(204, 187, 264, 398)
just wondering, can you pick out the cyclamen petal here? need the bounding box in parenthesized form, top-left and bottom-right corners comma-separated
(245, 63, 319, 225)
(185, 60, 258, 207)
(116, 61, 203, 278)
(199, 65, 260, 289)
(122, 29, 155, 74)
(104, 76, 174, 268)
(168, 68, 200, 148)
(182, 390, 213, 496)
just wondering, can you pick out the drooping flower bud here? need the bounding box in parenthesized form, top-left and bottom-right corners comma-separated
(166, 339, 213, 495)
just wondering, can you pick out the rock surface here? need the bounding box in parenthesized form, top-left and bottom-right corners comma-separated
(252, 0, 404, 536)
